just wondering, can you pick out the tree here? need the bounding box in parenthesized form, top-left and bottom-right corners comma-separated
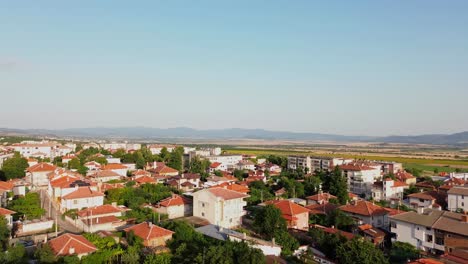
(160, 147, 170, 162)
(0, 216, 11, 251)
(68, 158, 81, 170)
(336, 238, 389, 264)
(144, 253, 172, 264)
(189, 156, 210, 174)
(247, 181, 274, 205)
(0, 244, 27, 264)
(8, 192, 45, 220)
(34, 244, 57, 264)
(309, 228, 348, 259)
(304, 176, 322, 196)
(167, 147, 184, 171)
(326, 209, 355, 232)
(0, 153, 28, 180)
(59, 255, 81, 264)
(253, 205, 286, 239)
(327, 167, 349, 204)
(389, 242, 420, 263)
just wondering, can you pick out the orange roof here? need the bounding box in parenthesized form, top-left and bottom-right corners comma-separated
(0, 207, 16, 216)
(358, 224, 373, 231)
(132, 169, 150, 176)
(48, 233, 97, 256)
(267, 200, 310, 217)
(0, 181, 14, 191)
(158, 195, 192, 207)
(306, 192, 336, 202)
(305, 203, 338, 215)
(207, 188, 249, 200)
(409, 259, 443, 264)
(392, 180, 408, 187)
(82, 215, 120, 225)
(339, 201, 389, 216)
(50, 176, 81, 188)
(226, 184, 249, 194)
(340, 163, 376, 171)
(395, 170, 415, 181)
(384, 207, 406, 216)
(408, 191, 438, 201)
(156, 166, 179, 174)
(135, 175, 156, 184)
(27, 163, 57, 172)
(311, 224, 355, 240)
(124, 222, 174, 241)
(91, 170, 121, 178)
(62, 187, 104, 200)
(77, 204, 125, 217)
(210, 162, 222, 168)
(102, 163, 127, 170)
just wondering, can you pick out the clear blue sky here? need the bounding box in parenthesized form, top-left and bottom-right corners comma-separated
(1, 1, 467, 136)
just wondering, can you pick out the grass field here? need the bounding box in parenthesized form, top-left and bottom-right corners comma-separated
(224, 147, 468, 173)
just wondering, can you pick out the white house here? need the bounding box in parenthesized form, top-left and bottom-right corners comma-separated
(154, 195, 193, 219)
(76, 204, 129, 232)
(60, 186, 104, 212)
(371, 178, 408, 202)
(148, 144, 176, 155)
(101, 163, 128, 176)
(341, 163, 381, 198)
(339, 200, 390, 230)
(236, 160, 256, 171)
(26, 163, 57, 188)
(193, 188, 248, 229)
(206, 155, 243, 170)
(89, 170, 122, 183)
(0, 208, 16, 227)
(407, 191, 441, 209)
(447, 186, 468, 212)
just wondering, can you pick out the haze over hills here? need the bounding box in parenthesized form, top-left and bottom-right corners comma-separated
(0, 127, 467, 145)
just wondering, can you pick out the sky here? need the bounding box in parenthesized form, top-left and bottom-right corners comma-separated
(1, 1, 467, 136)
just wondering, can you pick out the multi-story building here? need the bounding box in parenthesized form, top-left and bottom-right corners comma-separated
(341, 163, 381, 198)
(0, 151, 14, 168)
(390, 208, 468, 257)
(288, 156, 350, 172)
(447, 186, 468, 212)
(339, 200, 390, 230)
(11, 141, 73, 159)
(371, 178, 408, 202)
(206, 155, 243, 170)
(193, 188, 248, 229)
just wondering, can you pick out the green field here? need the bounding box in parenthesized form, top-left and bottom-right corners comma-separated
(224, 147, 468, 172)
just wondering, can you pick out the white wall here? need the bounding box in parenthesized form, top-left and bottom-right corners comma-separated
(448, 193, 468, 212)
(61, 196, 104, 212)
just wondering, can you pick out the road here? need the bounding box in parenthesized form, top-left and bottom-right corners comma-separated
(38, 189, 81, 234)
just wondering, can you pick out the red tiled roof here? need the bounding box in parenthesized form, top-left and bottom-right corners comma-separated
(340, 163, 376, 171)
(210, 162, 222, 168)
(306, 192, 336, 202)
(408, 259, 443, 264)
(27, 163, 57, 172)
(267, 200, 310, 216)
(62, 187, 104, 200)
(132, 169, 150, 176)
(0, 207, 16, 216)
(91, 170, 121, 178)
(392, 180, 408, 187)
(158, 195, 191, 207)
(102, 163, 127, 170)
(207, 188, 249, 200)
(384, 207, 406, 216)
(77, 204, 125, 217)
(395, 170, 415, 181)
(50, 176, 81, 188)
(408, 191, 439, 201)
(339, 201, 389, 217)
(305, 203, 338, 215)
(311, 224, 354, 240)
(0, 181, 14, 191)
(48, 233, 97, 256)
(153, 165, 179, 175)
(124, 222, 174, 241)
(135, 175, 156, 184)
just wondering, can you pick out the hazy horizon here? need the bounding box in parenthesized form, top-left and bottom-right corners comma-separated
(1, 1, 467, 136)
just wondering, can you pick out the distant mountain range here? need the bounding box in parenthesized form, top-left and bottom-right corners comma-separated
(0, 127, 467, 145)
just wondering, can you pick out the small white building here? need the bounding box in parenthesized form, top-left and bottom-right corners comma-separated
(154, 195, 193, 219)
(371, 178, 408, 202)
(60, 187, 104, 212)
(193, 188, 248, 229)
(447, 186, 468, 212)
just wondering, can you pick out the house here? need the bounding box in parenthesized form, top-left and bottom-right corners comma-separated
(209, 162, 225, 173)
(275, 188, 287, 197)
(339, 200, 390, 230)
(288, 156, 344, 172)
(84, 161, 102, 172)
(101, 163, 128, 176)
(265, 200, 310, 231)
(47, 175, 87, 201)
(447, 186, 468, 212)
(310, 224, 355, 240)
(0, 207, 16, 227)
(371, 178, 408, 202)
(193, 188, 248, 229)
(134, 175, 157, 185)
(390, 208, 468, 257)
(357, 224, 386, 247)
(148, 144, 176, 155)
(439, 178, 466, 193)
(305, 203, 338, 216)
(196, 224, 282, 257)
(306, 191, 336, 205)
(48, 233, 97, 259)
(204, 175, 237, 187)
(407, 191, 445, 210)
(236, 160, 256, 171)
(26, 163, 57, 187)
(341, 163, 381, 198)
(124, 222, 174, 247)
(77, 204, 129, 232)
(164, 173, 201, 191)
(0, 181, 14, 206)
(61, 186, 104, 212)
(206, 155, 243, 170)
(395, 170, 417, 185)
(148, 162, 179, 177)
(61, 155, 76, 164)
(154, 194, 193, 219)
(89, 170, 122, 183)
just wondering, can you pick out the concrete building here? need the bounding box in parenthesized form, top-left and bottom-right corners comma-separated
(206, 155, 243, 170)
(193, 188, 248, 229)
(341, 163, 381, 198)
(60, 187, 104, 212)
(124, 222, 174, 247)
(154, 195, 193, 219)
(26, 163, 57, 188)
(339, 200, 390, 230)
(447, 186, 468, 212)
(371, 178, 408, 202)
(48, 233, 97, 259)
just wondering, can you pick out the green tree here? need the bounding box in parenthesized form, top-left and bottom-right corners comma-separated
(0, 153, 28, 180)
(328, 166, 349, 204)
(273, 230, 299, 256)
(189, 156, 210, 174)
(253, 205, 287, 239)
(159, 147, 170, 162)
(0, 216, 10, 251)
(304, 176, 322, 196)
(8, 192, 45, 220)
(59, 255, 81, 264)
(34, 244, 57, 264)
(68, 158, 81, 170)
(167, 147, 184, 171)
(337, 238, 389, 264)
(0, 244, 27, 264)
(389, 242, 420, 263)
(144, 253, 172, 264)
(247, 181, 274, 205)
(326, 209, 355, 232)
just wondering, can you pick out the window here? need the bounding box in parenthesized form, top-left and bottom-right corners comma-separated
(201, 212, 205, 217)
(74, 200, 78, 205)
(435, 237, 444, 245)
(462, 202, 465, 207)
(426, 227, 431, 231)
(426, 234, 433, 243)
(419, 199, 424, 203)
(202, 203, 205, 207)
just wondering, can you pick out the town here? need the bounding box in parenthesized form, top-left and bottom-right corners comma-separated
(0, 138, 466, 264)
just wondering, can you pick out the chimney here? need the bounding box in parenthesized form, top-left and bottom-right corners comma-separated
(243, 232, 247, 239)
(461, 213, 468, 223)
(417, 207, 424, 214)
(149, 221, 153, 227)
(69, 247, 75, 255)
(272, 237, 276, 246)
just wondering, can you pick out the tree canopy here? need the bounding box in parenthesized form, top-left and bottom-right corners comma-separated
(0, 153, 28, 180)
(336, 238, 389, 264)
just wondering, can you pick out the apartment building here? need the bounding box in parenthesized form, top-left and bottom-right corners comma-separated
(206, 155, 243, 170)
(341, 163, 381, 198)
(447, 186, 468, 212)
(288, 155, 350, 172)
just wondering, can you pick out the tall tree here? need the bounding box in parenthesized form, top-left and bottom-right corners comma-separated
(337, 238, 389, 264)
(328, 166, 349, 204)
(0, 216, 10, 251)
(389, 242, 420, 263)
(0, 153, 28, 180)
(167, 146, 184, 171)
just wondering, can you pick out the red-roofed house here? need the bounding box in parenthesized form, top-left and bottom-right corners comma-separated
(407, 191, 444, 209)
(0, 207, 16, 227)
(341, 163, 381, 198)
(48, 233, 97, 259)
(395, 170, 417, 185)
(89, 170, 122, 183)
(124, 222, 174, 247)
(76, 204, 129, 232)
(265, 200, 310, 231)
(193, 188, 249, 228)
(26, 163, 57, 187)
(306, 191, 336, 205)
(154, 194, 193, 219)
(101, 163, 128, 176)
(61, 187, 104, 212)
(209, 162, 224, 173)
(339, 200, 390, 229)
(371, 178, 408, 202)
